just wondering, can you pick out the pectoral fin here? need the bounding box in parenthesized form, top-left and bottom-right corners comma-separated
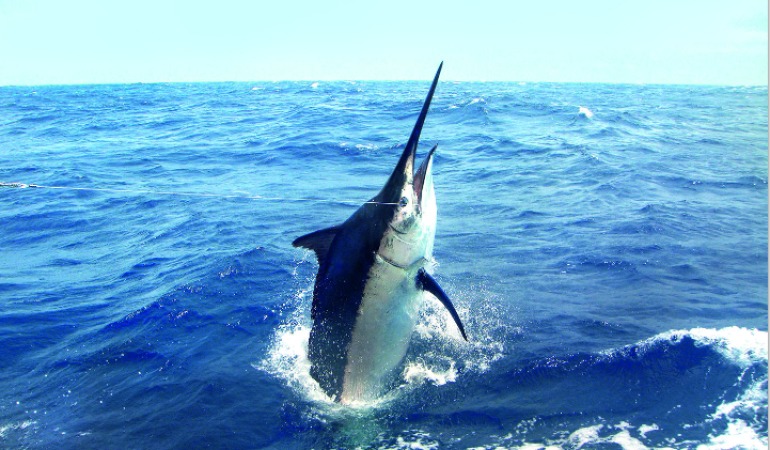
(417, 268, 468, 341)
(292, 226, 342, 264)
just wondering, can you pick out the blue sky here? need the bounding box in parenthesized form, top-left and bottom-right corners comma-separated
(0, 0, 767, 86)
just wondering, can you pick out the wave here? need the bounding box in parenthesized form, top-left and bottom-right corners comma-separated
(479, 327, 767, 449)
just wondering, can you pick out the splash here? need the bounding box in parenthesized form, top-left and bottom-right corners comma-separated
(258, 279, 512, 409)
(403, 360, 457, 386)
(257, 322, 333, 404)
(257, 308, 463, 409)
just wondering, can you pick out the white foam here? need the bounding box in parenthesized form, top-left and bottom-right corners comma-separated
(515, 444, 561, 450)
(516, 422, 655, 450)
(568, 424, 603, 447)
(616, 327, 768, 369)
(610, 430, 649, 450)
(706, 373, 768, 448)
(638, 424, 659, 438)
(697, 420, 767, 450)
(566, 423, 657, 450)
(685, 326, 768, 367)
(717, 377, 766, 418)
(393, 433, 440, 450)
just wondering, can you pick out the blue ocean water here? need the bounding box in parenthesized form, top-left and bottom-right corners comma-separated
(0, 80, 767, 449)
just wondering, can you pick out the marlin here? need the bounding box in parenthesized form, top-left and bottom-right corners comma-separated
(293, 63, 467, 404)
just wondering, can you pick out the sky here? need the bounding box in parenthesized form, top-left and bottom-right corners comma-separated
(0, 0, 767, 86)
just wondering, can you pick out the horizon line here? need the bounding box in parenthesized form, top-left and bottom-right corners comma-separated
(2, 78, 767, 89)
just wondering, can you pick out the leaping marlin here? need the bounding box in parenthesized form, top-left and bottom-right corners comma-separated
(293, 63, 467, 404)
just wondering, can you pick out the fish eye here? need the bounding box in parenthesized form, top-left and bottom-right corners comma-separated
(399, 196, 409, 207)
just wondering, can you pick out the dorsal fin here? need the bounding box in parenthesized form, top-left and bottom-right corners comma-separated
(292, 226, 342, 264)
(417, 268, 468, 341)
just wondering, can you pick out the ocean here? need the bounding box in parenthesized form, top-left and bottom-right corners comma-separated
(0, 80, 767, 449)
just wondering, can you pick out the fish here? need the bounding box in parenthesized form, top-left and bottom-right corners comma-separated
(293, 62, 467, 404)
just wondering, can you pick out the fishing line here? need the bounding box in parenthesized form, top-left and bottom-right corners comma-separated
(0, 181, 398, 206)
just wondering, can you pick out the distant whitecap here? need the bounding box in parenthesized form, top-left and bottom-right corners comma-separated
(578, 106, 594, 118)
(468, 97, 486, 106)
